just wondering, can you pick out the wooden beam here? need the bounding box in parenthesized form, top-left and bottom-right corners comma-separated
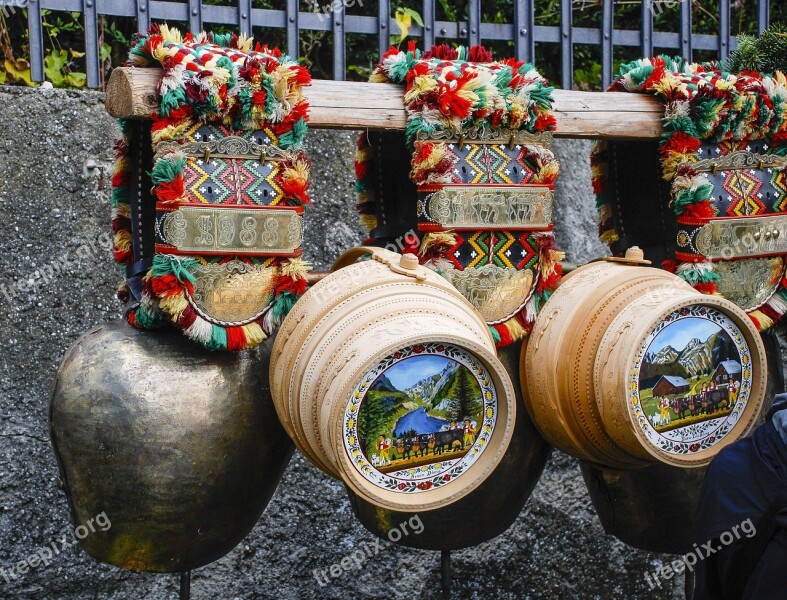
(105, 67, 664, 140)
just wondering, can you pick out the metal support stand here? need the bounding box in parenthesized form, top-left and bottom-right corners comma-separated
(179, 571, 191, 600)
(684, 567, 695, 600)
(441, 550, 451, 600)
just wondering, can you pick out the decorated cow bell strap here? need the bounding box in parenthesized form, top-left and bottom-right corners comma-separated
(592, 57, 787, 331)
(356, 43, 564, 347)
(112, 25, 312, 351)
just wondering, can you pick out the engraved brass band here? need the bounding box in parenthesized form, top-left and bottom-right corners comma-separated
(440, 264, 536, 324)
(185, 260, 277, 326)
(154, 136, 297, 162)
(684, 150, 787, 174)
(415, 126, 553, 147)
(418, 185, 554, 231)
(713, 257, 785, 312)
(676, 215, 787, 260)
(156, 204, 304, 256)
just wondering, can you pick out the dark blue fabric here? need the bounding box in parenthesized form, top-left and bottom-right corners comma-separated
(693, 397, 787, 600)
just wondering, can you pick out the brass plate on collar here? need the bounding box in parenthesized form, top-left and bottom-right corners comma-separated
(441, 264, 535, 324)
(155, 136, 297, 162)
(713, 257, 784, 312)
(693, 216, 787, 259)
(419, 186, 554, 229)
(415, 126, 553, 147)
(688, 150, 787, 173)
(186, 260, 277, 326)
(161, 206, 303, 255)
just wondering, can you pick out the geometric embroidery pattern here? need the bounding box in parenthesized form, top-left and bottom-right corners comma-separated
(445, 142, 536, 185)
(771, 169, 787, 213)
(698, 141, 786, 217)
(447, 230, 539, 270)
(182, 124, 285, 207)
(723, 170, 765, 216)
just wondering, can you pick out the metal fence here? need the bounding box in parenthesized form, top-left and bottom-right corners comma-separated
(3, 0, 775, 91)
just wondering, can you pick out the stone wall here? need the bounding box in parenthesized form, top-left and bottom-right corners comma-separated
(0, 85, 682, 599)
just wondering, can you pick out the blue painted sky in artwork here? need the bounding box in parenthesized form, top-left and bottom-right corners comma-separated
(647, 317, 723, 356)
(384, 355, 452, 390)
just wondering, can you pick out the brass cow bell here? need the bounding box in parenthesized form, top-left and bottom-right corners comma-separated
(50, 322, 293, 572)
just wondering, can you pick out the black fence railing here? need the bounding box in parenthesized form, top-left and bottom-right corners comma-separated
(0, 0, 774, 92)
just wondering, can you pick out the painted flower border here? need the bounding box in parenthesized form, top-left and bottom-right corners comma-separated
(343, 342, 497, 494)
(629, 304, 753, 457)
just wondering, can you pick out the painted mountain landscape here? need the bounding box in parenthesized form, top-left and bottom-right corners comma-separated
(358, 354, 484, 473)
(639, 317, 743, 433)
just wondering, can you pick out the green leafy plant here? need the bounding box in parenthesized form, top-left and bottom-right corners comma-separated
(394, 6, 424, 45)
(43, 48, 86, 87)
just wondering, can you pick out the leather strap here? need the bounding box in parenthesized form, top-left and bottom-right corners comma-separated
(331, 246, 389, 272)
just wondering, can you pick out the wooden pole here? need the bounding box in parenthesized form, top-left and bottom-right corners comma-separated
(104, 67, 664, 140)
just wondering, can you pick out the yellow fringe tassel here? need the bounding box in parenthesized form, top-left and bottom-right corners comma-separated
(158, 293, 189, 321)
(242, 322, 267, 346)
(359, 214, 378, 232)
(114, 231, 132, 252)
(501, 316, 527, 340)
(599, 229, 620, 245)
(419, 231, 457, 256)
(281, 257, 311, 279)
(749, 309, 774, 331)
(114, 203, 132, 219)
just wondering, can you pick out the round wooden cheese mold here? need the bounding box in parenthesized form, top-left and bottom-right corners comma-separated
(271, 247, 516, 511)
(522, 247, 767, 469)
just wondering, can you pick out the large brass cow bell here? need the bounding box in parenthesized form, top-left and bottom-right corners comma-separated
(346, 342, 552, 550)
(50, 322, 293, 572)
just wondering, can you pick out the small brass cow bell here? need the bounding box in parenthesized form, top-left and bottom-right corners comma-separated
(50, 322, 293, 572)
(345, 342, 552, 550)
(580, 461, 707, 554)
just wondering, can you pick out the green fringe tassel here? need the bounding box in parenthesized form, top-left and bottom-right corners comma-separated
(279, 117, 308, 148)
(150, 154, 186, 185)
(271, 291, 299, 325)
(677, 266, 720, 285)
(672, 181, 714, 214)
(151, 254, 199, 285)
(205, 324, 228, 352)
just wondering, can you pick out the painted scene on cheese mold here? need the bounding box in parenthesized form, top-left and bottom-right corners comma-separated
(358, 353, 485, 474)
(639, 314, 746, 434)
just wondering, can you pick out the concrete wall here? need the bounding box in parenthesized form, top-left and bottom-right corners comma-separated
(0, 85, 681, 599)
